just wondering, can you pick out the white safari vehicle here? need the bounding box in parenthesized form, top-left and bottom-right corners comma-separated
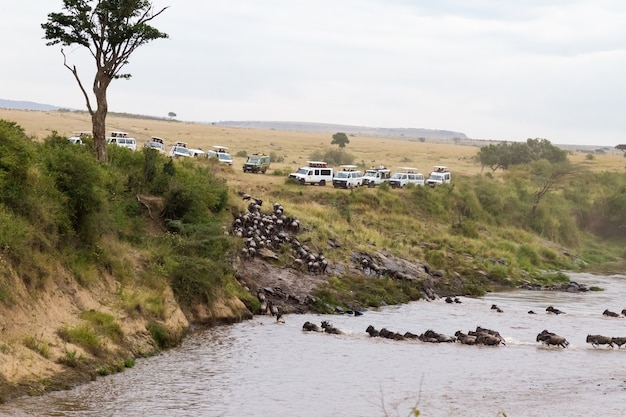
(168, 141, 191, 158)
(207, 145, 233, 165)
(388, 167, 425, 188)
(426, 165, 451, 186)
(362, 167, 391, 187)
(288, 161, 334, 186)
(145, 136, 167, 153)
(106, 131, 137, 150)
(332, 165, 363, 188)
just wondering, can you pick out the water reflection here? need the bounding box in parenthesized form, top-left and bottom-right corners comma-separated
(2, 273, 626, 417)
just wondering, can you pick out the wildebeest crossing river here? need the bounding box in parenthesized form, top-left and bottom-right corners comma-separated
(2, 272, 626, 417)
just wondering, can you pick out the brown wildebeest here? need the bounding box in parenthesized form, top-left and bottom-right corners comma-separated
(586, 334, 614, 348)
(546, 306, 565, 315)
(537, 330, 569, 348)
(365, 324, 380, 337)
(455, 331, 477, 345)
(321, 320, 344, 335)
(611, 337, 626, 348)
(302, 321, 323, 332)
(602, 309, 621, 318)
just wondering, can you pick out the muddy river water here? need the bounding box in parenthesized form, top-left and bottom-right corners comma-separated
(2, 272, 626, 417)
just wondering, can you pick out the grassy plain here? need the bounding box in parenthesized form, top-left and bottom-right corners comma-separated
(2, 108, 623, 188)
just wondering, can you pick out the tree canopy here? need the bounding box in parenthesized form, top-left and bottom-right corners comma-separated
(42, 0, 168, 162)
(331, 132, 350, 148)
(475, 138, 567, 171)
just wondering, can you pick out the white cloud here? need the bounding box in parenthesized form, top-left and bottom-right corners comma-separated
(1, 0, 626, 146)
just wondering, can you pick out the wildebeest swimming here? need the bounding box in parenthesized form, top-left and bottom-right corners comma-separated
(611, 337, 626, 348)
(546, 306, 566, 315)
(320, 320, 344, 335)
(602, 309, 621, 318)
(586, 334, 614, 348)
(302, 321, 323, 332)
(491, 304, 503, 313)
(536, 330, 569, 348)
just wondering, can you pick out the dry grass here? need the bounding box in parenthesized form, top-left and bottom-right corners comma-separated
(2, 108, 623, 196)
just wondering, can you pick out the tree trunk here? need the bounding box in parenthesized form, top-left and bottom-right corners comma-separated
(92, 73, 110, 162)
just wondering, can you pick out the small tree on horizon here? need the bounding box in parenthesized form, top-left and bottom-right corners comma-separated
(42, 0, 169, 162)
(331, 132, 350, 148)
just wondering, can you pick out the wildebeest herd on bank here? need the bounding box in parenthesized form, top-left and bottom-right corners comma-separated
(301, 304, 626, 349)
(232, 194, 328, 275)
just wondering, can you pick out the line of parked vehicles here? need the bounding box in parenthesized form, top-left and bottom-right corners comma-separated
(67, 131, 449, 187)
(288, 161, 451, 188)
(68, 131, 235, 165)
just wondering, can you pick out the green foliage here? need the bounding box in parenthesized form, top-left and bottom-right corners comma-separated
(57, 324, 104, 357)
(23, 335, 50, 358)
(58, 349, 84, 368)
(80, 310, 123, 342)
(309, 148, 355, 166)
(312, 274, 422, 311)
(0, 120, 33, 212)
(41, 133, 106, 242)
(331, 132, 350, 148)
(235, 150, 248, 158)
(146, 321, 179, 349)
(475, 138, 567, 171)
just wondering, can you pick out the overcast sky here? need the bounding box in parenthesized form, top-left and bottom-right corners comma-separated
(2, 1, 626, 146)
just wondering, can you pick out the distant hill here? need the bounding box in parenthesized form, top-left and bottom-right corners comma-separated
(214, 120, 468, 140)
(0, 99, 60, 111)
(1, 98, 468, 140)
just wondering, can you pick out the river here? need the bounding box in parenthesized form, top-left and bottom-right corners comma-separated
(2, 272, 626, 417)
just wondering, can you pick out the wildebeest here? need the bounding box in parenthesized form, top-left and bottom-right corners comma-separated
(586, 334, 614, 348)
(321, 320, 344, 335)
(365, 325, 380, 337)
(472, 326, 506, 345)
(546, 306, 565, 315)
(418, 329, 455, 343)
(491, 304, 503, 313)
(455, 331, 477, 345)
(611, 337, 626, 348)
(379, 328, 405, 340)
(602, 309, 621, 318)
(302, 321, 323, 332)
(536, 330, 569, 348)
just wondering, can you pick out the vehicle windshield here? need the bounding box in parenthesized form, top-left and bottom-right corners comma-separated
(391, 173, 406, 179)
(335, 171, 350, 178)
(429, 173, 443, 181)
(174, 146, 190, 156)
(364, 171, 377, 178)
(147, 141, 164, 150)
(296, 168, 310, 175)
(247, 156, 261, 163)
(218, 153, 232, 162)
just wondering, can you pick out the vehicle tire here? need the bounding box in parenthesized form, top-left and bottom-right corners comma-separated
(300, 178, 306, 185)
(319, 180, 326, 186)
(368, 182, 375, 188)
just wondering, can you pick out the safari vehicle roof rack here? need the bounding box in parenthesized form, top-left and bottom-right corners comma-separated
(306, 161, 328, 168)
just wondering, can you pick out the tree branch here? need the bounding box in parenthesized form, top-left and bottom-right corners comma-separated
(62, 48, 93, 115)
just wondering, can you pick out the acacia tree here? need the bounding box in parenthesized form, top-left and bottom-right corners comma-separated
(42, 0, 168, 162)
(331, 132, 350, 148)
(529, 160, 578, 216)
